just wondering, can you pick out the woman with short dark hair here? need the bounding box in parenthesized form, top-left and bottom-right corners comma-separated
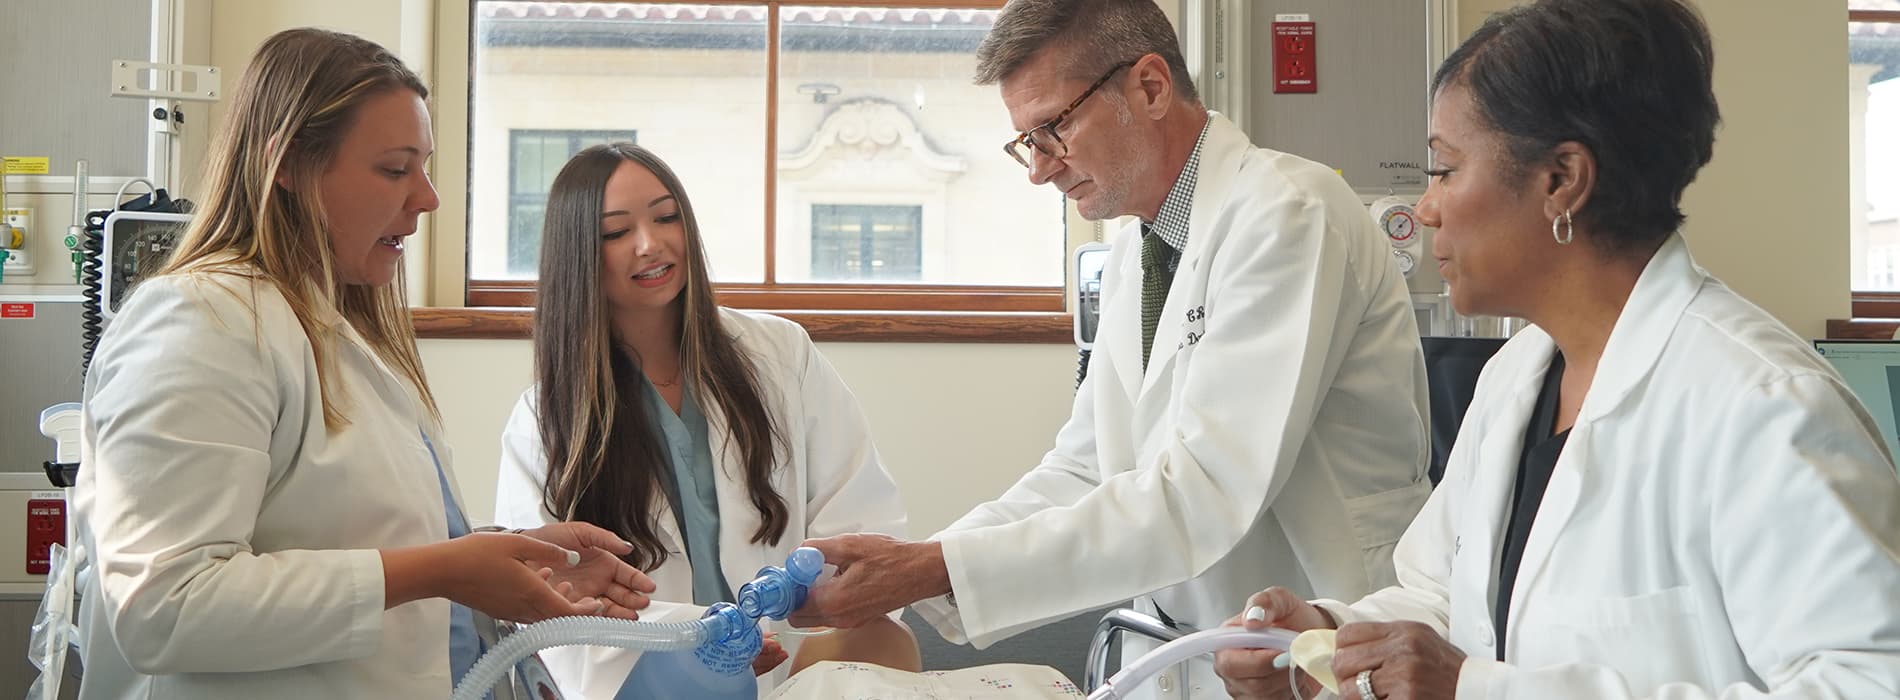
(1214, 1, 1900, 697)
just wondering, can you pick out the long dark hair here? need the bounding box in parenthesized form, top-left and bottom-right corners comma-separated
(534, 143, 788, 570)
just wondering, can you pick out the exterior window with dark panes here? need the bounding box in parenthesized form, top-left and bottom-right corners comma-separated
(506, 130, 636, 276)
(810, 204, 922, 281)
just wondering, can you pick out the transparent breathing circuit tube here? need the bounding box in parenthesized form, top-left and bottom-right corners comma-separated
(1085, 627, 1300, 700)
(450, 546, 829, 700)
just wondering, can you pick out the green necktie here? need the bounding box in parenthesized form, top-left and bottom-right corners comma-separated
(1140, 230, 1173, 371)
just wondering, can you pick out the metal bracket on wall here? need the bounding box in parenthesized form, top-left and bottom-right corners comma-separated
(1201, 0, 1251, 131)
(108, 60, 220, 102)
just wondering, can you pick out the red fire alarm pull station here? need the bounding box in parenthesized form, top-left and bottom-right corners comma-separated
(1273, 14, 1317, 94)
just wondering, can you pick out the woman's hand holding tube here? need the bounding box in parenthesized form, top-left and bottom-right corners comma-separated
(1214, 587, 1337, 700)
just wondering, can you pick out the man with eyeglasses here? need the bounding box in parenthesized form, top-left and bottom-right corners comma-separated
(792, 1, 1430, 696)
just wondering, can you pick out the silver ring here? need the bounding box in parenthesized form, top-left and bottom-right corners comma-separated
(1356, 669, 1377, 699)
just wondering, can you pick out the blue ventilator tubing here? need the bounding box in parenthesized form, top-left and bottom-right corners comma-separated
(613, 603, 760, 699)
(450, 546, 828, 700)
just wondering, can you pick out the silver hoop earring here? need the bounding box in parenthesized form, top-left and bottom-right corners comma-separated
(1552, 209, 1574, 246)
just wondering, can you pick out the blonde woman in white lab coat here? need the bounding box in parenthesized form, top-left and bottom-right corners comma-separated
(1216, 1, 1900, 698)
(493, 143, 917, 698)
(74, 29, 655, 700)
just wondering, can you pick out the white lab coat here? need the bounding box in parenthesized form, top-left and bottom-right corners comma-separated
(1317, 235, 1900, 698)
(494, 307, 908, 699)
(914, 113, 1432, 698)
(74, 270, 467, 699)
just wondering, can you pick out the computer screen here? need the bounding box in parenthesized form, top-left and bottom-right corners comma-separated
(1815, 340, 1900, 467)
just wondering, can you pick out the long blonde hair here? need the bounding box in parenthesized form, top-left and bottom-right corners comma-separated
(158, 27, 436, 428)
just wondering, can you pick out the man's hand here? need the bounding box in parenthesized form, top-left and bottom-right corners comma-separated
(788, 533, 950, 629)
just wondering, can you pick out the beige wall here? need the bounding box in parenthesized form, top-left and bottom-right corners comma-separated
(1688, 2, 1849, 338)
(1458, 0, 1850, 338)
(205, 0, 442, 122)
(421, 338, 1077, 532)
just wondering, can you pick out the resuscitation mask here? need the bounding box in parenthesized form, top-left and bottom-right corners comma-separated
(1284, 628, 1342, 697)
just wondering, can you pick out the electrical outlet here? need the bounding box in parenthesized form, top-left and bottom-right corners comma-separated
(1272, 18, 1318, 94)
(2, 206, 35, 279)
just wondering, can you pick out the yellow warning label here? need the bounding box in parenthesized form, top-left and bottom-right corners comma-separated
(2, 157, 51, 175)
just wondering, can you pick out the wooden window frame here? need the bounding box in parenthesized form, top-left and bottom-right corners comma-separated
(456, 0, 1072, 342)
(1841, 9, 1900, 333)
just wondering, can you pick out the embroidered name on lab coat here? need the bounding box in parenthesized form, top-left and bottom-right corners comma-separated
(1181, 306, 1207, 349)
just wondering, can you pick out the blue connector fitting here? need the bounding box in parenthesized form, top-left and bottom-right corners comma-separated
(736, 546, 825, 621)
(693, 602, 763, 676)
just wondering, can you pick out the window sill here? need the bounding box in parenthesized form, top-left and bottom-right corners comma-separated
(411, 307, 1074, 343)
(1827, 318, 1900, 340)
(466, 281, 1065, 313)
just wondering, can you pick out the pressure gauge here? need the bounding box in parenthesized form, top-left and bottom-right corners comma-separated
(101, 211, 190, 318)
(1368, 196, 1420, 248)
(1382, 208, 1417, 243)
(1393, 249, 1417, 277)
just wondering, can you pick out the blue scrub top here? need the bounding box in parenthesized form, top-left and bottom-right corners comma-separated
(421, 430, 490, 700)
(643, 377, 735, 606)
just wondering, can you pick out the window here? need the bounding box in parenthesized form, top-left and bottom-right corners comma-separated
(465, 1, 1067, 314)
(811, 204, 922, 280)
(1850, 1, 1900, 311)
(1874, 247, 1900, 290)
(505, 129, 636, 276)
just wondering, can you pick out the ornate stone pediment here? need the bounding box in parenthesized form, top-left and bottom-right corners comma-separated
(779, 98, 966, 182)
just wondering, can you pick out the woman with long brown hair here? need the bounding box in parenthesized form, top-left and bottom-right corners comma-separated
(74, 28, 653, 700)
(495, 142, 920, 695)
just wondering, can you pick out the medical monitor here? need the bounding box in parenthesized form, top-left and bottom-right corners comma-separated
(101, 211, 189, 318)
(1814, 339, 1900, 472)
